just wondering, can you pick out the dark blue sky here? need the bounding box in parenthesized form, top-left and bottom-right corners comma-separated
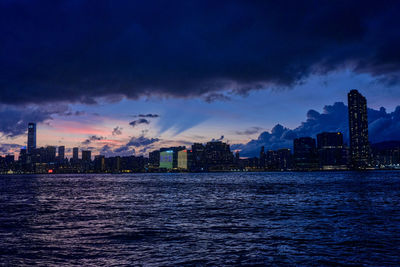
(1, 0, 400, 157)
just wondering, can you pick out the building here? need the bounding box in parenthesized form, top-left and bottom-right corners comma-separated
(293, 137, 319, 171)
(58, 146, 65, 161)
(177, 150, 192, 170)
(82, 150, 91, 162)
(94, 155, 105, 172)
(191, 143, 206, 171)
(266, 150, 278, 170)
(45, 146, 57, 163)
(160, 150, 174, 169)
(317, 132, 347, 170)
(72, 147, 79, 162)
(27, 123, 36, 154)
(348, 89, 370, 169)
(371, 141, 400, 168)
(204, 141, 234, 171)
(265, 148, 292, 171)
(277, 149, 293, 170)
(18, 148, 27, 164)
(259, 146, 266, 169)
(149, 150, 160, 168)
(158, 146, 186, 169)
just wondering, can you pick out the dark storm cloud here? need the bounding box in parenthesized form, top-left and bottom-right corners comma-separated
(0, 104, 69, 137)
(129, 119, 150, 127)
(234, 102, 400, 157)
(1, 1, 400, 105)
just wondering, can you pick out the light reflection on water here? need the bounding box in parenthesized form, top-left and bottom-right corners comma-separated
(0, 172, 399, 266)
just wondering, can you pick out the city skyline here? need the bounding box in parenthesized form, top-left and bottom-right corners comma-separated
(1, 88, 400, 160)
(1, 89, 399, 174)
(1, 1, 400, 159)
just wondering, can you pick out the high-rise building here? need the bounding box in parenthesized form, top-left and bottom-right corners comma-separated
(73, 147, 79, 162)
(293, 137, 319, 171)
(82, 150, 91, 162)
(317, 132, 347, 170)
(259, 146, 266, 168)
(177, 150, 192, 170)
(160, 150, 174, 169)
(348, 89, 370, 169)
(149, 150, 160, 167)
(27, 123, 36, 154)
(191, 143, 206, 171)
(45, 146, 57, 163)
(277, 149, 292, 171)
(204, 141, 234, 171)
(58, 146, 65, 161)
(159, 146, 186, 169)
(18, 148, 27, 163)
(266, 150, 278, 170)
(94, 155, 105, 172)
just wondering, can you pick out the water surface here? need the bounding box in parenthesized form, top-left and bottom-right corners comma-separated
(0, 172, 399, 266)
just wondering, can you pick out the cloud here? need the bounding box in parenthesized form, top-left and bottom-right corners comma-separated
(234, 102, 400, 157)
(235, 127, 262, 135)
(101, 135, 160, 156)
(203, 93, 231, 103)
(112, 126, 122, 136)
(129, 119, 150, 127)
(211, 135, 224, 142)
(0, 104, 69, 137)
(134, 114, 160, 118)
(64, 110, 86, 116)
(126, 136, 160, 147)
(0, 143, 22, 155)
(82, 135, 104, 145)
(1, 1, 400, 105)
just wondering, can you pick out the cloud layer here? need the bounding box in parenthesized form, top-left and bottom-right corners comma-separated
(0, 104, 70, 137)
(1, 1, 400, 104)
(129, 119, 150, 127)
(234, 102, 400, 157)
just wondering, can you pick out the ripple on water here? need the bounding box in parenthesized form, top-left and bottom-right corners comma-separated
(0, 171, 400, 266)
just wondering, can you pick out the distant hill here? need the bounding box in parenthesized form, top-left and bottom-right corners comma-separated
(371, 141, 400, 151)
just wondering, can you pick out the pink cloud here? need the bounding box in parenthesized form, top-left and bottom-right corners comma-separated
(52, 121, 109, 136)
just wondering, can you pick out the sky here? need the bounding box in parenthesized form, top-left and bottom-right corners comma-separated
(1, 0, 400, 158)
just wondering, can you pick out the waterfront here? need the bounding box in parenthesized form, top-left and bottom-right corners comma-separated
(0, 172, 399, 266)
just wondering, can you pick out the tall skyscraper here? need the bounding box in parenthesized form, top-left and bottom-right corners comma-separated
(73, 147, 79, 162)
(348, 89, 370, 169)
(27, 123, 36, 154)
(58, 146, 65, 161)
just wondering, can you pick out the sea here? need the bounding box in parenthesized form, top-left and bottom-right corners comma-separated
(0, 172, 399, 266)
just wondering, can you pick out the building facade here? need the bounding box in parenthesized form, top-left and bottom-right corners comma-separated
(294, 137, 319, 171)
(317, 132, 347, 170)
(348, 89, 370, 169)
(27, 123, 36, 154)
